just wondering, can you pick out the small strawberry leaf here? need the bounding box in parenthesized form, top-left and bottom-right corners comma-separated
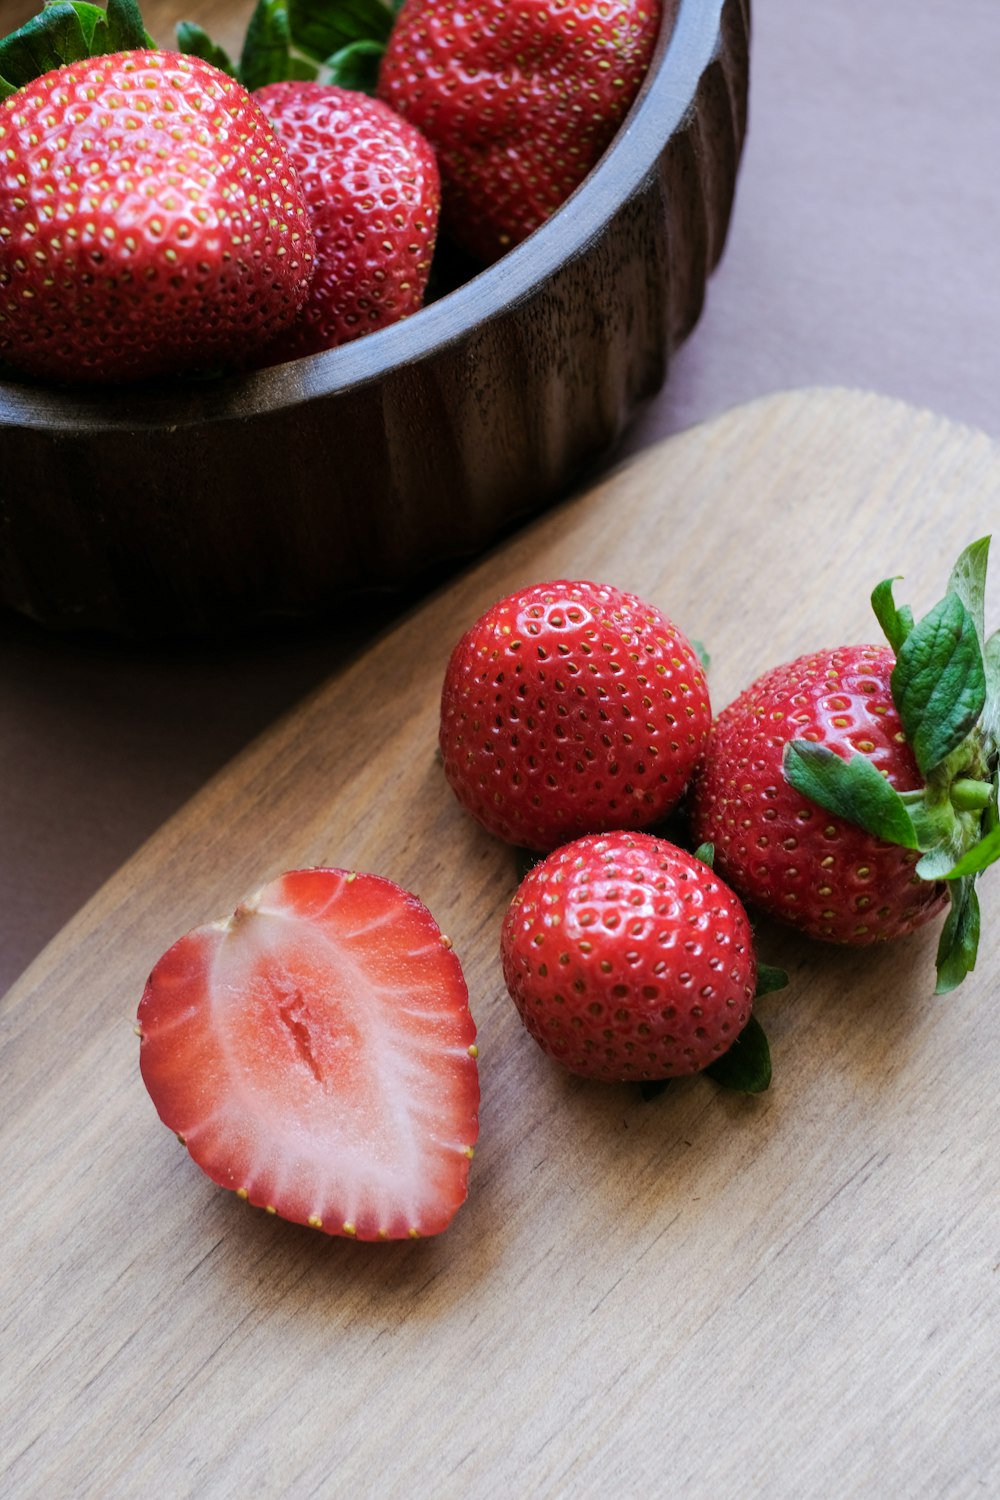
(934, 877, 981, 994)
(704, 1015, 771, 1094)
(916, 840, 967, 882)
(239, 0, 314, 91)
(175, 20, 237, 76)
(754, 963, 788, 998)
(325, 37, 383, 91)
(101, 0, 146, 50)
(890, 593, 986, 776)
(288, 0, 392, 63)
(0, 3, 102, 89)
(981, 626, 1000, 760)
(0, 0, 151, 93)
(871, 576, 914, 655)
(692, 842, 715, 868)
(938, 821, 1000, 880)
(783, 741, 921, 849)
(691, 639, 711, 671)
(946, 536, 990, 646)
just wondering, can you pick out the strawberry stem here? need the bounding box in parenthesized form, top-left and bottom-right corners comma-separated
(951, 778, 994, 812)
(787, 536, 998, 991)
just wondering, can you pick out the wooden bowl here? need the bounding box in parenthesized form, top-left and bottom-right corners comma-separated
(0, 0, 749, 634)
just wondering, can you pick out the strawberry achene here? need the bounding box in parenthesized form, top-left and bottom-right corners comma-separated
(378, 0, 664, 264)
(254, 82, 440, 360)
(501, 831, 757, 1080)
(690, 645, 949, 944)
(440, 579, 711, 850)
(0, 51, 315, 384)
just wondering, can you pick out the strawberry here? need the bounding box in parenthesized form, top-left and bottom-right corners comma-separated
(253, 81, 440, 359)
(0, 42, 315, 384)
(137, 867, 480, 1241)
(439, 579, 712, 851)
(376, 0, 664, 264)
(500, 831, 763, 1083)
(690, 539, 1000, 991)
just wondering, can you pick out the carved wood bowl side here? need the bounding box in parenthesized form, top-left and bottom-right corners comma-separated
(0, 0, 750, 634)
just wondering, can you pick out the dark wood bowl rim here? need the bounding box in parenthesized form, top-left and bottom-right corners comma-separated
(0, 0, 728, 434)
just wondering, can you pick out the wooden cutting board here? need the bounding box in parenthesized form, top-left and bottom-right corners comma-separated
(3, 389, 998, 1499)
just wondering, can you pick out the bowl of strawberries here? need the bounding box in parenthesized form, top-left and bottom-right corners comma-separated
(0, 0, 749, 634)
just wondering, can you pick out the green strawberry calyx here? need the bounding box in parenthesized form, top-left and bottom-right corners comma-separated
(0, 0, 152, 99)
(688, 840, 785, 1092)
(178, 0, 405, 96)
(784, 536, 999, 993)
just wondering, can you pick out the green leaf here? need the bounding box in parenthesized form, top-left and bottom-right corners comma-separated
(239, 0, 295, 91)
(891, 593, 987, 776)
(692, 842, 715, 868)
(691, 639, 711, 671)
(754, 963, 788, 998)
(63, 0, 108, 48)
(288, 0, 392, 63)
(946, 536, 991, 646)
(0, 0, 148, 92)
(783, 741, 920, 849)
(175, 20, 237, 76)
(0, 4, 96, 88)
(916, 841, 966, 882)
(102, 0, 147, 50)
(704, 1015, 771, 1094)
(871, 576, 914, 655)
(980, 626, 1000, 760)
(938, 821, 1000, 880)
(325, 36, 384, 91)
(934, 878, 981, 993)
(0, 75, 16, 98)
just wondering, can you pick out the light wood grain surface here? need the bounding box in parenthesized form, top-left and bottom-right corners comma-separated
(2, 389, 998, 1498)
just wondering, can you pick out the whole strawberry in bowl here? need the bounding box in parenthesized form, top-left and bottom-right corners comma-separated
(0, 0, 749, 632)
(377, 0, 664, 265)
(0, 40, 315, 384)
(252, 81, 440, 361)
(690, 539, 1000, 992)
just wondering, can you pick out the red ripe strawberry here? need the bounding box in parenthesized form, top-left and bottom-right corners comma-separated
(377, 0, 663, 264)
(691, 538, 1000, 994)
(690, 645, 950, 946)
(253, 81, 440, 359)
(0, 50, 315, 384)
(137, 867, 479, 1241)
(500, 831, 757, 1081)
(439, 580, 712, 851)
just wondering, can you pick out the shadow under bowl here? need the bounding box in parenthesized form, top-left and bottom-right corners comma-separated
(0, 0, 750, 635)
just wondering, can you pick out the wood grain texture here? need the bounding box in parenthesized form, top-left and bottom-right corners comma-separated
(0, 0, 747, 633)
(2, 389, 998, 1498)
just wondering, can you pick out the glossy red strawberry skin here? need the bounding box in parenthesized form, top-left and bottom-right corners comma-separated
(253, 82, 440, 360)
(440, 580, 711, 850)
(0, 51, 315, 384)
(137, 868, 479, 1241)
(690, 645, 949, 944)
(377, 0, 663, 264)
(501, 832, 756, 1080)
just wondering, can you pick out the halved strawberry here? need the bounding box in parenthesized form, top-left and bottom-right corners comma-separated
(137, 867, 479, 1241)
